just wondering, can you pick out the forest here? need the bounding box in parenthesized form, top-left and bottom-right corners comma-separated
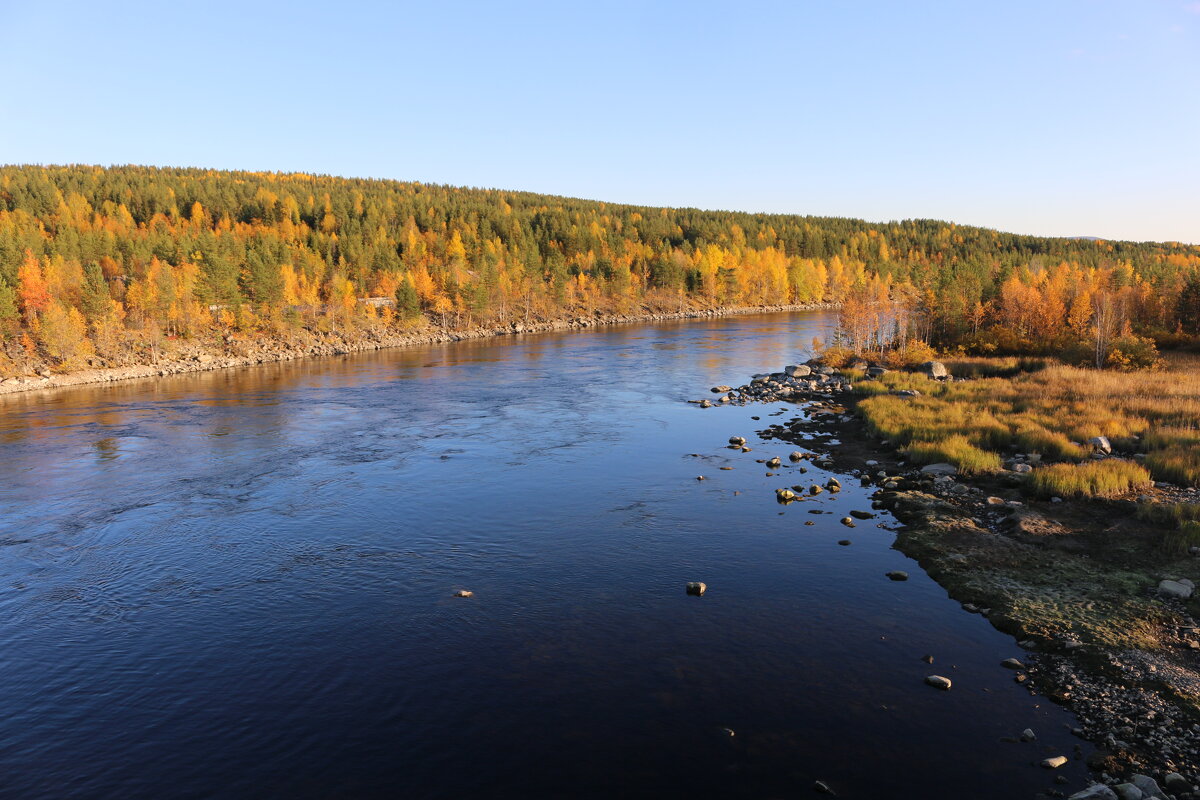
(1, 164, 1198, 374)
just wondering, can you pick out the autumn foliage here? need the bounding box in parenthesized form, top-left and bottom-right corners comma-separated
(0, 165, 1198, 374)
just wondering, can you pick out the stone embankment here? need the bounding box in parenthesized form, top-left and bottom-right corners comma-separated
(709, 357, 1200, 799)
(0, 303, 834, 397)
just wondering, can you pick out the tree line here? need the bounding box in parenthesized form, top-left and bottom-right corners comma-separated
(1, 164, 1197, 371)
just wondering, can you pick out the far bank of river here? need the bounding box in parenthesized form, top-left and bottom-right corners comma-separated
(0, 303, 835, 397)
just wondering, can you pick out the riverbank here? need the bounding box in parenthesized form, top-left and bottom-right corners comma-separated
(0, 303, 834, 398)
(715, 359, 1200, 798)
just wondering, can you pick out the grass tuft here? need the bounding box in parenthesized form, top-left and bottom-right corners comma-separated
(902, 435, 1001, 475)
(1028, 460, 1153, 499)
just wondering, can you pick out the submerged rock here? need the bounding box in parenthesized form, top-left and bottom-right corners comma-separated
(453, 590, 473, 598)
(886, 571, 908, 581)
(924, 675, 952, 690)
(1041, 755, 1068, 769)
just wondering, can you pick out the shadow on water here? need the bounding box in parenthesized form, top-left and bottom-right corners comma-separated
(0, 311, 1088, 798)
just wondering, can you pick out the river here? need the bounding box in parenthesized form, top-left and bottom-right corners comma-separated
(0, 310, 1087, 798)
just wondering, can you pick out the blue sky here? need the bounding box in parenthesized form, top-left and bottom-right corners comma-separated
(1, 0, 1197, 243)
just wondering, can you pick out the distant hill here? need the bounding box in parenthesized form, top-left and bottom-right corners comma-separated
(0, 164, 1197, 377)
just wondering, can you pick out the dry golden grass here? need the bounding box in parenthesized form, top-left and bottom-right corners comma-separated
(852, 354, 1200, 494)
(1028, 460, 1153, 499)
(902, 435, 1002, 474)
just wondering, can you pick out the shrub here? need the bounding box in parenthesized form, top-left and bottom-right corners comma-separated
(1028, 460, 1153, 499)
(1105, 334, 1161, 371)
(885, 340, 939, 369)
(817, 344, 856, 368)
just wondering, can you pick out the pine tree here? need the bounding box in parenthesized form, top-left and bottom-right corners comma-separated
(394, 278, 421, 319)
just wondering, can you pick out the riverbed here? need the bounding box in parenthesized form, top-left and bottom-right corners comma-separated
(0, 311, 1088, 798)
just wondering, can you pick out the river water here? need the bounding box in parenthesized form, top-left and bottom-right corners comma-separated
(0, 311, 1087, 798)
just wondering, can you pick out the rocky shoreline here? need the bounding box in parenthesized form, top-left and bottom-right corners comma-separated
(0, 303, 834, 398)
(709, 359, 1200, 800)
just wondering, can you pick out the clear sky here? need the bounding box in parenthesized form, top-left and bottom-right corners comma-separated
(1, 0, 1197, 243)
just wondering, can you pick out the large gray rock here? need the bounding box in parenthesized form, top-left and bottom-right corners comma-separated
(866, 366, 888, 378)
(1129, 775, 1163, 798)
(921, 360, 949, 379)
(1068, 786, 1118, 800)
(1164, 773, 1190, 793)
(920, 463, 958, 476)
(1090, 435, 1113, 454)
(1158, 579, 1194, 600)
(784, 364, 812, 377)
(1112, 784, 1143, 800)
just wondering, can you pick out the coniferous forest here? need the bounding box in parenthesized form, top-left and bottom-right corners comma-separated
(1, 164, 1198, 375)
